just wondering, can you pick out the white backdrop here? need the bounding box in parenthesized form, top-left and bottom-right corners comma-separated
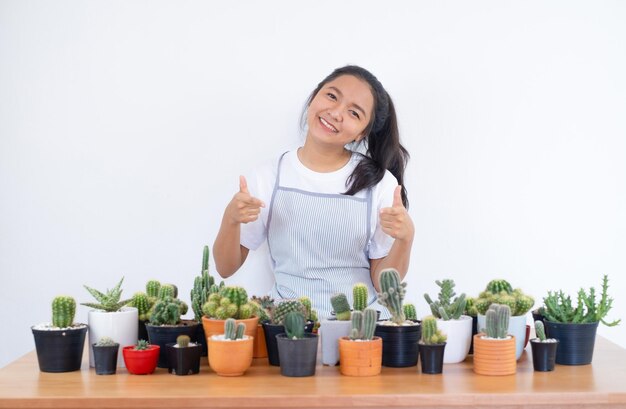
(1, 0, 625, 369)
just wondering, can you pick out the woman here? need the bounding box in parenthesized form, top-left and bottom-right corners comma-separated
(213, 65, 414, 318)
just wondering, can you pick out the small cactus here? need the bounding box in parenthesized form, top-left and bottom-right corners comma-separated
(284, 311, 305, 339)
(158, 284, 177, 300)
(271, 300, 306, 325)
(129, 292, 152, 321)
(423, 279, 466, 321)
(330, 293, 351, 321)
(484, 304, 510, 339)
(224, 318, 236, 339)
(176, 335, 190, 347)
(52, 296, 76, 328)
(421, 316, 447, 345)
(149, 296, 183, 326)
(349, 309, 377, 340)
(403, 303, 417, 321)
(95, 336, 117, 347)
(134, 339, 150, 350)
(535, 320, 546, 341)
(352, 283, 368, 311)
(146, 280, 161, 298)
(376, 268, 407, 325)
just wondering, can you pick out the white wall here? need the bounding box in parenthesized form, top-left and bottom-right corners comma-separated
(1, 0, 625, 369)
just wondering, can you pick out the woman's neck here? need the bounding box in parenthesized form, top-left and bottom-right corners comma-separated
(298, 142, 352, 173)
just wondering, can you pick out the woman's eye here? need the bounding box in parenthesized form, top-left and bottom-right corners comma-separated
(350, 110, 360, 119)
(326, 92, 337, 100)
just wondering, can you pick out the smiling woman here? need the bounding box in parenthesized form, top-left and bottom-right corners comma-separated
(212, 65, 413, 319)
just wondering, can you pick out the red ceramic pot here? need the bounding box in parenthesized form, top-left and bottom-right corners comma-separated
(122, 345, 160, 375)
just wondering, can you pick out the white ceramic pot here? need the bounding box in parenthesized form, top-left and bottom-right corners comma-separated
(319, 319, 351, 366)
(477, 313, 527, 360)
(88, 307, 138, 368)
(436, 315, 472, 363)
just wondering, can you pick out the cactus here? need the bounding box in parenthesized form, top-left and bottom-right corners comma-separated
(271, 300, 306, 325)
(284, 311, 305, 339)
(158, 284, 177, 300)
(486, 279, 513, 294)
(464, 297, 478, 317)
(376, 268, 407, 325)
(81, 277, 131, 312)
(474, 280, 534, 316)
(349, 309, 377, 340)
(484, 304, 510, 339)
(95, 336, 117, 347)
(235, 323, 246, 339)
(52, 296, 76, 328)
(176, 335, 190, 347)
(330, 293, 351, 321)
(251, 295, 274, 323)
(134, 339, 150, 350)
(149, 296, 182, 326)
(129, 292, 153, 321)
(403, 303, 417, 321)
(146, 280, 161, 298)
(352, 283, 368, 312)
(423, 279, 466, 321)
(534, 320, 546, 342)
(224, 318, 236, 339)
(421, 316, 447, 345)
(199, 286, 257, 320)
(191, 246, 218, 322)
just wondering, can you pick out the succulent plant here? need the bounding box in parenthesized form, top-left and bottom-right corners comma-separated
(474, 279, 534, 316)
(352, 283, 368, 312)
(420, 316, 447, 345)
(158, 284, 177, 300)
(424, 279, 466, 321)
(403, 303, 417, 321)
(464, 297, 478, 317)
(376, 268, 407, 325)
(330, 293, 351, 321)
(201, 286, 257, 320)
(128, 292, 153, 321)
(176, 335, 191, 347)
(191, 246, 218, 322)
(52, 295, 76, 328)
(534, 320, 546, 342)
(223, 318, 246, 340)
(349, 309, 377, 340)
(149, 296, 185, 326)
(483, 304, 510, 339)
(542, 275, 620, 326)
(81, 277, 131, 312)
(134, 339, 150, 351)
(269, 299, 306, 325)
(146, 280, 161, 298)
(251, 295, 274, 323)
(95, 336, 118, 347)
(284, 311, 305, 339)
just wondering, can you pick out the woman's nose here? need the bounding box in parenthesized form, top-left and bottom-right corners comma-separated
(327, 108, 342, 121)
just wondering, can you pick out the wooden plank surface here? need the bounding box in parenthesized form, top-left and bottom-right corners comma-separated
(1, 336, 626, 409)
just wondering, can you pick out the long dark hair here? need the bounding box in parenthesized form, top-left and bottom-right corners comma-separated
(302, 65, 410, 208)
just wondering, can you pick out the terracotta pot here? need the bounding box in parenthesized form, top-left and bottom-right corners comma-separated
(338, 337, 382, 377)
(472, 333, 516, 376)
(122, 345, 160, 375)
(253, 324, 267, 358)
(207, 335, 253, 376)
(201, 316, 259, 339)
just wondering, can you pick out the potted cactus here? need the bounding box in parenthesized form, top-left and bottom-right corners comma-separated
(81, 277, 137, 368)
(145, 284, 198, 368)
(338, 309, 382, 376)
(92, 336, 119, 375)
(166, 334, 202, 376)
(530, 320, 559, 372)
(190, 245, 220, 356)
(32, 296, 88, 373)
(122, 339, 160, 375)
(474, 279, 534, 360)
(541, 274, 620, 365)
(375, 268, 421, 367)
(424, 279, 471, 363)
(473, 304, 516, 376)
(201, 286, 259, 344)
(207, 318, 253, 376)
(320, 288, 361, 366)
(262, 299, 308, 366)
(418, 316, 447, 374)
(250, 295, 275, 359)
(127, 290, 154, 345)
(276, 311, 319, 377)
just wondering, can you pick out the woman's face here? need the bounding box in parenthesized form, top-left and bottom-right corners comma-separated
(306, 75, 374, 149)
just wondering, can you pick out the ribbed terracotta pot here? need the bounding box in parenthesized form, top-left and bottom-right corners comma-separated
(338, 336, 382, 377)
(207, 335, 253, 376)
(253, 324, 267, 358)
(472, 333, 516, 376)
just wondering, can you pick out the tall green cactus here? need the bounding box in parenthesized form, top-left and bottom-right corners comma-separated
(191, 246, 218, 322)
(421, 316, 447, 345)
(534, 320, 546, 341)
(52, 296, 76, 328)
(484, 304, 510, 339)
(353, 283, 368, 311)
(146, 280, 161, 298)
(349, 309, 377, 340)
(330, 293, 351, 321)
(376, 268, 407, 325)
(284, 311, 305, 339)
(423, 279, 466, 320)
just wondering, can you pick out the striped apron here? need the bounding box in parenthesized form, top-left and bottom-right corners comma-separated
(267, 153, 379, 319)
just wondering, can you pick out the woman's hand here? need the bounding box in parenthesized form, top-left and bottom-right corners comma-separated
(379, 185, 414, 241)
(225, 176, 265, 225)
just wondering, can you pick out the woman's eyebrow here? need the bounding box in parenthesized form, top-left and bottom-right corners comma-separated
(328, 86, 367, 119)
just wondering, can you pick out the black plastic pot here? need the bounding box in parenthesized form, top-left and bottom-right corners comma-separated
(166, 343, 202, 375)
(468, 316, 478, 355)
(32, 325, 88, 373)
(543, 320, 598, 365)
(92, 343, 119, 375)
(374, 321, 420, 367)
(276, 333, 319, 377)
(530, 339, 559, 371)
(418, 342, 446, 374)
(145, 321, 199, 368)
(532, 309, 545, 324)
(138, 320, 149, 343)
(194, 324, 208, 357)
(262, 322, 285, 366)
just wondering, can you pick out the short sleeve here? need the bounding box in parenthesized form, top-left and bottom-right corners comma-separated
(239, 161, 276, 251)
(368, 171, 398, 259)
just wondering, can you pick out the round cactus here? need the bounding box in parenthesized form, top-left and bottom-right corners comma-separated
(486, 279, 513, 294)
(176, 335, 190, 347)
(330, 293, 351, 321)
(146, 280, 161, 298)
(130, 292, 152, 321)
(271, 300, 305, 325)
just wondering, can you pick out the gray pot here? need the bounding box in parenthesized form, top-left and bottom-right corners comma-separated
(276, 333, 319, 377)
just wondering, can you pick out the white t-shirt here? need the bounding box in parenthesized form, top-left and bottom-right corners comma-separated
(240, 149, 398, 261)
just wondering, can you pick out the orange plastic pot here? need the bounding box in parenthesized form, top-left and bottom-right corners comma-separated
(338, 336, 382, 377)
(207, 336, 253, 376)
(472, 333, 516, 376)
(253, 324, 267, 358)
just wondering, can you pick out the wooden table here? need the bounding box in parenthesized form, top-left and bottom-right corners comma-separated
(1, 337, 626, 409)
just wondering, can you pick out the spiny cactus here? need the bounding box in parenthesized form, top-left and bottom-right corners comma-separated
(52, 295, 76, 328)
(330, 293, 351, 321)
(486, 279, 513, 294)
(176, 335, 190, 347)
(270, 299, 306, 325)
(134, 339, 150, 350)
(251, 295, 274, 323)
(95, 336, 117, 347)
(146, 280, 161, 298)
(534, 320, 546, 341)
(474, 280, 534, 316)
(421, 316, 447, 345)
(191, 246, 218, 322)
(484, 304, 510, 339)
(353, 283, 368, 311)
(201, 286, 256, 320)
(284, 311, 305, 339)
(376, 268, 407, 325)
(423, 279, 466, 321)
(158, 284, 177, 300)
(129, 292, 152, 321)
(464, 297, 478, 317)
(81, 277, 131, 312)
(149, 296, 183, 326)
(349, 309, 377, 340)
(403, 303, 417, 321)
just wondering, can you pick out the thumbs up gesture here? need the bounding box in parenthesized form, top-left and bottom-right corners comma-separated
(225, 176, 265, 225)
(379, 185, 414, 241)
